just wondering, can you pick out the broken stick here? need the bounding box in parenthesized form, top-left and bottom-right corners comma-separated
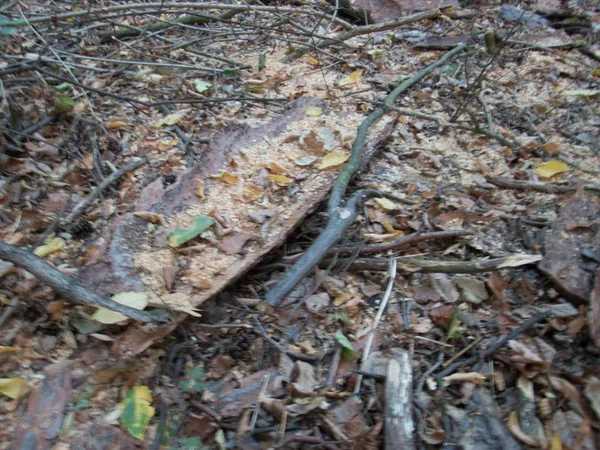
(0, 242, 170, 323)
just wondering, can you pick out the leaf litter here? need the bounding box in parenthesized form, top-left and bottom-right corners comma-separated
(0, 1, 599, 449)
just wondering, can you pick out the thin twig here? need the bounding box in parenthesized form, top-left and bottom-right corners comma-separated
(1, 3, 353, 29)
(436, 310, 553, 379)
(65, 159, 148, 223)
(354, 258, 397, 394)
(486, 175, 600, 194)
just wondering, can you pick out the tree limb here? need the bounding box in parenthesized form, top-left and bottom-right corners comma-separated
(0, 242, 170, 323)
(265, 44, 467, 307)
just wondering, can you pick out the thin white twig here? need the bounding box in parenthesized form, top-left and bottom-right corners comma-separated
(354, 258, 397, 394)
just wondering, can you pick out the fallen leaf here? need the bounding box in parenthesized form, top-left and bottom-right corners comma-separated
(195, 179, 206, 199)
(208, 172, 240, 184)
(91, 292, 149, 324)
(169, 216, 214, 247)
(268, 174, 293, 184)
(294, 155, 318, 166)
(319, 151, 350, 170)
(335, 330, 357, 360)
(152, 112, 185, 128)
(338, 70, 363, 86)
(304, 106, 323, 116)
(194, 79, 212, 93)
(373, 197, 399, 211)
(105, 118, 130, 129)
(120, 386, 155, 440)
(33, 237, 65, 257)
(443, 372, 486, 386)
(0, 346, 20, 355)
(133, 211, 166, 226)
(535, 160, 570, 178)
(0, 378, 30, 399)
(147, 293, 201, 317)
(218, 232, 253, 255)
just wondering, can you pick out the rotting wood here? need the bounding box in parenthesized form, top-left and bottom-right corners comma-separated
(384, 353, 414, 450)
(265, 44, 467, 307)
(0, 242, 170, 323)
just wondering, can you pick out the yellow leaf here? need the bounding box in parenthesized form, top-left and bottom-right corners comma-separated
(0, 378, 30, 399)
(319, 151, 350, 170)
(152, 112, 185, 128)
(105, 119, 130, 129)
(0, 346, 20, 355)
(304, 106, 323, 116)
(383, 218, 402, 234)
(535, 160, 570, 179)
(208, 172, 240, 184)
(133, 211, 166, 225)
(265, 162, 287, 174)
(307, 56, 320, 66)
(195, 179, 205, 199)
(120, 386, 155, 440)
(268, 174, 293, 184)
(338, 70, 362, 86)
(33, 237, 65, 257)
(373, 198, 398, 211)
(91, 292, 149, 324)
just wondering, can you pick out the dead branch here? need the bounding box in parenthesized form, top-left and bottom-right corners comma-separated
(334, 229, 473, 256)
(436, 310, 553, 379)
(64, 159, 148, 223)
(97, 9, 240, 41)
(486, 175, 600, 194)
(281, 8, 441, 63)
(384, 353, 414, 450)
(1, 3, 352, 30)
(325, 253, 542, 273)
(380, 104, 518, 149)
(265, 44, 467, 307)
(0, 242, 170, 323)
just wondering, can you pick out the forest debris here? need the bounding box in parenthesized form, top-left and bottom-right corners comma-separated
(538, 199, 600, 304)
(11, 363, 71, 450)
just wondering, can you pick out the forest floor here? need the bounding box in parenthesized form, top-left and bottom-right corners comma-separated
(0, 1, 600, 449)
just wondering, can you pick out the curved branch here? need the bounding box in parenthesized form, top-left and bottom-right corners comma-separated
(0, 242, 170, 323)
(265, 44, 467, 307)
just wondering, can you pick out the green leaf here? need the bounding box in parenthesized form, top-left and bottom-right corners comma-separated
(180, 366, 205, 393)
(220, 69, 239, 79)
(443, 63, 459, 77)
(120, 386, 155, 440)
(304, 106, 323, 116)
(54, 83, 71, 92)
(168, 216, 214, 247)
(183, 437, 203, 450)
(334, 330, 357, 360)
(54, 95, 75, 115)
(447, 312, 463, 340)
(194, 79, 212, 93)
(0, 16, 17, 35)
